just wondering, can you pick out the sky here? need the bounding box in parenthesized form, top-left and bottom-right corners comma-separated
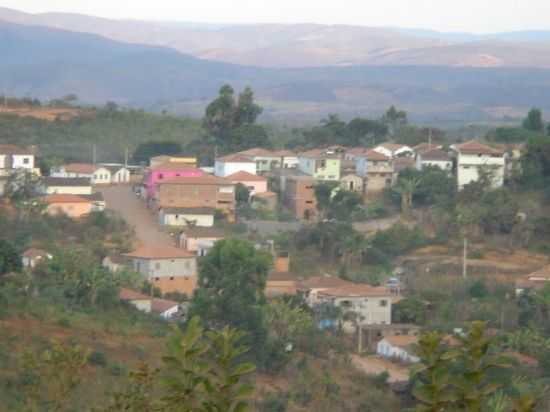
(1, 0, 549, 33)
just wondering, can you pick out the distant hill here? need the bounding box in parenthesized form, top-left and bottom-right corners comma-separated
(3, 7, 550, 69)
(4, 20, 550, 125)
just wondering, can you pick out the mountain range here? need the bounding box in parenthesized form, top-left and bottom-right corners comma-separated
(2, 7, 550, 125)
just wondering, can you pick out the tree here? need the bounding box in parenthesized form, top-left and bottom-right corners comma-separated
(189, 239, 272, 354)
(522, 108, 544, 132)
(314, 182, 339, 220)
(21, 341, 90, 412)
(234, 86, 263, 126)
(347, 117, 388, 146)
(204, 84, 237, 139)
(394, 176, 421, 218)
(382, 105, 408, 136)
(0, 239, 21, 275)
(132, 141, 183, 164)
(235, 183, 251, 205)
(264, 299, 314, 344)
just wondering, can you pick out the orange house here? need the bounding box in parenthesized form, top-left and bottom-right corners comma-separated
(44, 194, 93, 218)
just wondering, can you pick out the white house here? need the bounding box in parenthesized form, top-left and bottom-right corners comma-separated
(51, 163, 112, 185)
(214, 154, 257, 177)
(373, 143, 414, 159)
(179, 227, 224, 254)
(0, 144, 36, 175)
(103, 165, 131, 183)
(451, 141, 505, 189)
(21, 248, 52, 269)
(39, 177, 93, 195)
(317, 284, 393, 332)
(377, 335, 420, 363)
(415, 148, 452, 172)
(151, 298, 181, 320)
(158, 207, 215, 227)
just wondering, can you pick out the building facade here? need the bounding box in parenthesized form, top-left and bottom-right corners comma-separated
(452, 141, 505, 189)
(214, 154, 257, 177)
(284, 175, 317, 220)
(298, 149, 341, 181)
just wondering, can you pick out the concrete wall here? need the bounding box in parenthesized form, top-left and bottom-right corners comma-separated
(112, 168, 131, 183)
(457, 153, 505, 189)
(132, 257, 197, 279)
(46, 201, 92, 218)
(377, 340, 419, 363)
(12, 154, 34, 170)
(214, 161, 256, 177)
(160, 212, 214, 227)
(45, 186, 93, 195)
(332, 296, 392, 326)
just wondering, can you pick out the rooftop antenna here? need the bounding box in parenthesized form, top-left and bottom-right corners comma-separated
(124, 147, 129, 168)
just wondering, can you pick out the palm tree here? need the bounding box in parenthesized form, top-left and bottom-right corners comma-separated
(395, 176, 420, 218)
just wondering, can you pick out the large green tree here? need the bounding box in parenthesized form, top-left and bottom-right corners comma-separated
(522, 108, 544, 132)
(189, 239, 272, 353)
(0, 239, 21, 275)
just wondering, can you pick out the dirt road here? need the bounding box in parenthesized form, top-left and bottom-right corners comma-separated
(351, 355, 410, 383)
(100, 185, 175, 248)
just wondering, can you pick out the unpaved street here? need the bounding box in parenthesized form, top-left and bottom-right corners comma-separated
(99, 185, 175, 248)
(351, 355, 410, 383)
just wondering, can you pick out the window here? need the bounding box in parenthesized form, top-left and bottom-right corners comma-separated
(380, 300, 388, 307)
(23, 158, 29, 164)
(155, 262, 161, 270)
(305, 200, 313, 204)
(169, 276, 174, 280)
(320, 160, 326, 168)
(328, 175, 335, 179)
(247, 186, 254, 191)
(154, 277, 160, 281)
(158, 173, 164, 179)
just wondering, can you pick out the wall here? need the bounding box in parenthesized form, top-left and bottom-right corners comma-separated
(377, 340, 419, 363)
(129, 299, 152, 313)
(214, 161, 256, 177)
(298, 157, 341, 180)
(153, 276, 197, 295)
(112, 168, 131, 183)
(157, 183, 235, 215)
(233, 179, 267, 195)
(45, 186, 93, 195)
(284, 178, 317, 220)
(160, 212, 214, 227)
(145, 168, 203, 199)
(332, 296, 392, 326)
(133, 257, 197, 279)
(180, 235, 221, 252)
(340, 175, 363, 192)
(0, 155, 6, 169)
(457, 153, 505, 189)
(12, 154, 34, 170)
(46, 202, 92, 218)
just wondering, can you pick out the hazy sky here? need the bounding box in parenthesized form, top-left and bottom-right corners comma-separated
(2, 0, 549, 33)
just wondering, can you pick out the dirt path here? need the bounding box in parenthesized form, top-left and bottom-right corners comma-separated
(99, 185, 175, 248)
(351, 355, 410, 383)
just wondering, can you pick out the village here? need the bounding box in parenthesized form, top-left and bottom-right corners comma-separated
(1, 136, 545, 385)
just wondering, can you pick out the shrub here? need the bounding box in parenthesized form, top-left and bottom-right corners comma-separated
(88, 350, 107, 367)
(259, 393, 288, 412)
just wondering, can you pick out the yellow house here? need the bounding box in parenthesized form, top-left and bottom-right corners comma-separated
(149, 155, 197, 169)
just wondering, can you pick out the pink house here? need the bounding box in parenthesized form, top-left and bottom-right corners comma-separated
(226, 171, 268, 195)
(144, 163, 204, 199)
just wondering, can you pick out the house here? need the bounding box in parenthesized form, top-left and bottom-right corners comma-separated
(237, 148, 298, 173)
(159, 207, 216, 227)
(393, 157, 416, 173)
(43, 194, 93, 218)
(155, 175, 235, 220)
(413, 143, 443, 156)
(377, 335, 420, 363)
(317, 284, 393, 331)
(252, 191, 278, 211)
(51, 163, 112, 185)
(214, 154, 257, 177)
(83, 192, 106, 212)
(340, 174, 363, 193)
(124, 247, 198, 295)
(103, 165, 131, 184)
(344, 147, 368, 162)
(416, 148, 452, 171)
(298, 275, 354, 307)
(298, 149, 341, 181)
(355, 150, 395, 194)
(119, 288, 152, 313)
(39, 177, 93, 195)
(102, 254, 128, 273)
(143, 163, 203, 200)
(21, 248, 52, 269)
(283, 175, 317, 220)
(373, 143, 414, 159)
(515, 265, 550, 295)
(149, 155, 197, 169)
(151, 298, 181, 320)
(451, 140, 505, 189)
(268, 167, 309, 194)
(266, 255, 298, 297)
(226, 170, 268, 195)
(0, 144, 36, 175)
(178, 227, 225, 255)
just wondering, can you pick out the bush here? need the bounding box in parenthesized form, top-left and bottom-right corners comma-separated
(259, 393, 288, 412)
(108, 363, 126, 377)
(469, 280, 489, 299)
(88, 350, 107, 367)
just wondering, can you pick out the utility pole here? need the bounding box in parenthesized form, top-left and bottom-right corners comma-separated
(428, 128, 432, 149)
(357, 325, 363, 354)
(124, 147, 129, 168)
(462, 237, 468, 280)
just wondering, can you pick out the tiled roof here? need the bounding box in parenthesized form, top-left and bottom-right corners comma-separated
(298, 276, 353, 290)
(268, 271, 298, 282)
(43, 194, 92, 204)
(299, 148, 340, 159)
(420, 148, 451, 161)
(160, 174, 232, 186)
(237, 147, 274, 157)
(317, 284, 392, 298)
(384, 335, 419, 349)
(180, 227, 225, 238)
(0, 144, 34, 155)
(22, 248, 49, 258)
(162, 207, 216, 215)
(527, 264, 550, 279)
(42, 177, 91, 187)
(119, 288, 151, 301)
(271, 149, 296, 157)
(413, 143, 443, 154)
(226, 170, 266, 182)
(377, 143, 410, 152)
(63, 163, 101, 174)
(346, 147, 368, 156)
(124, 246, 195, 259)
(81, 192, 105, 202)
(217, 154, 256, 163)
(364, 149, 390, 161)
(454, 140, 503, 155)
(151, 298, 179, 314)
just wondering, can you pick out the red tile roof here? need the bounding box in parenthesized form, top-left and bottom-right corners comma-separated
(420, 148, 451, 161)
(63, 163, 102, 174)
(413, 143, 443, 154)
(0, 144, 34, 155)
(151, 298, 180, 314)
(237, 147, 273, 157)
(317, 284, 392, 298)
(22, 248, 49, 258)
(384, 335, 419, 349)
(160, 174, 233, 186)
(119, 288, 151, 301)
(217, 154, 256, 163)
(226, 170, 266, 182)
(298, 276, 353, 290)
(43, 194, 92, 204)
(364, 149, 390, 161)
(124, 247, 195, 259)
(454, 140, 503, 155)
(377, 143, 410, 152)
